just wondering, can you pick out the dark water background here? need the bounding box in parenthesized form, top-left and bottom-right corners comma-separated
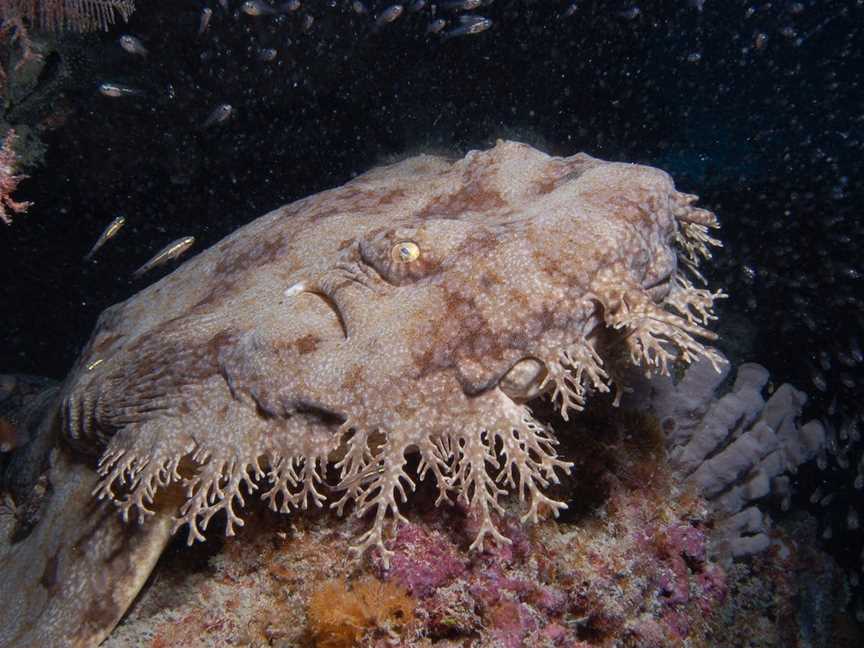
(1, 0, 862, 612)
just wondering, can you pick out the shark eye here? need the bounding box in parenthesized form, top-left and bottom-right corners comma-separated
(359, 229, 443, 285)
(391, 241, 420, 263)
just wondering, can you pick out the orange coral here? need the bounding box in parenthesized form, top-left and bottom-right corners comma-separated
(308, 577, 415, 648)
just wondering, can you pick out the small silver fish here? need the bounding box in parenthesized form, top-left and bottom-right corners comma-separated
(242, 0, 278, 16)
(441, 15, 491, 39)
(218, 0, 228, 9)
(426, 18, 446, 34)
(198, 7, 213, 36)
(408, 0, 426, 11)
(84, 216, 126, 261)
(202, 103, 233, 128)
(440, 0, 481, 10)
(375, 4, 404, 27)
(119, 34, 148, 57)
(281, 0, 301, 10)
(351, 1, 368, 14)
(133, 236, 196, 278)
(98, 82, 144, 98)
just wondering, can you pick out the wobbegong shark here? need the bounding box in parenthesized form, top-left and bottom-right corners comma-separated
(1, 140, 723, 647)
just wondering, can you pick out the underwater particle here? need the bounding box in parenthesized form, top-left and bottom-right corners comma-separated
(687, 52, 702, 63)
(561, 2, 579, 18)
(851, 337, 863, 364)
(132, 236, 196, 278)
(351, 1, 368, 14)
(119, 34, 148, 57)
(307, 577, 415, 648)
(408, 0, 426, 12)
(810, 366, 828, 392)
(202, 102, 234, 128)
(84, 215, 126, 261)
(426, 18, 447, 34)
(257, 47, 278, 62)
(753, 32, 768, 49)
(618, 6, 641, 20)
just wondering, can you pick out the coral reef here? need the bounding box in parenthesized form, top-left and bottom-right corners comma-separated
(99, 377, 857, 648)
(2, 354, 858, 648)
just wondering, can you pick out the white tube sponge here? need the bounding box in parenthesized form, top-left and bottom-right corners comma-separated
(638, 359, 827, 560)
(669, 362, 769, 475)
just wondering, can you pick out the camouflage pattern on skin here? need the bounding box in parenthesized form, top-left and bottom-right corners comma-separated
(60, 140, 724, 564)
(0, 377, 173, 648)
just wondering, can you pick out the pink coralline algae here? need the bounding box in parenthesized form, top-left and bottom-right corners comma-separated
(375, 524, 468, 598)
(362, 444, 731, 647)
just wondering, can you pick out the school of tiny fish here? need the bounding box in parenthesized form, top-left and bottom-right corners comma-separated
(94, 0, 505, 274)
(108, 0, 502, 110)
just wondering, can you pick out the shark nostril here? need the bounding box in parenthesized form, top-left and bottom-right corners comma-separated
(285, 282, 348, 339)
(306, 291, 348, 339)
(499, 358, 548, 402)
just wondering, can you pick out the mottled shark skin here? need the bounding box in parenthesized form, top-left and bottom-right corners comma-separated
(60, 140, 724, 564)
(0, 379, 173, 648)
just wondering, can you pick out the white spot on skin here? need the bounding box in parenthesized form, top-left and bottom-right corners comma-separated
(284, 282, 306, 298)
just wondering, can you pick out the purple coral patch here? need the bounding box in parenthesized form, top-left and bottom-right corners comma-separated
(377, 524, 467, 598)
